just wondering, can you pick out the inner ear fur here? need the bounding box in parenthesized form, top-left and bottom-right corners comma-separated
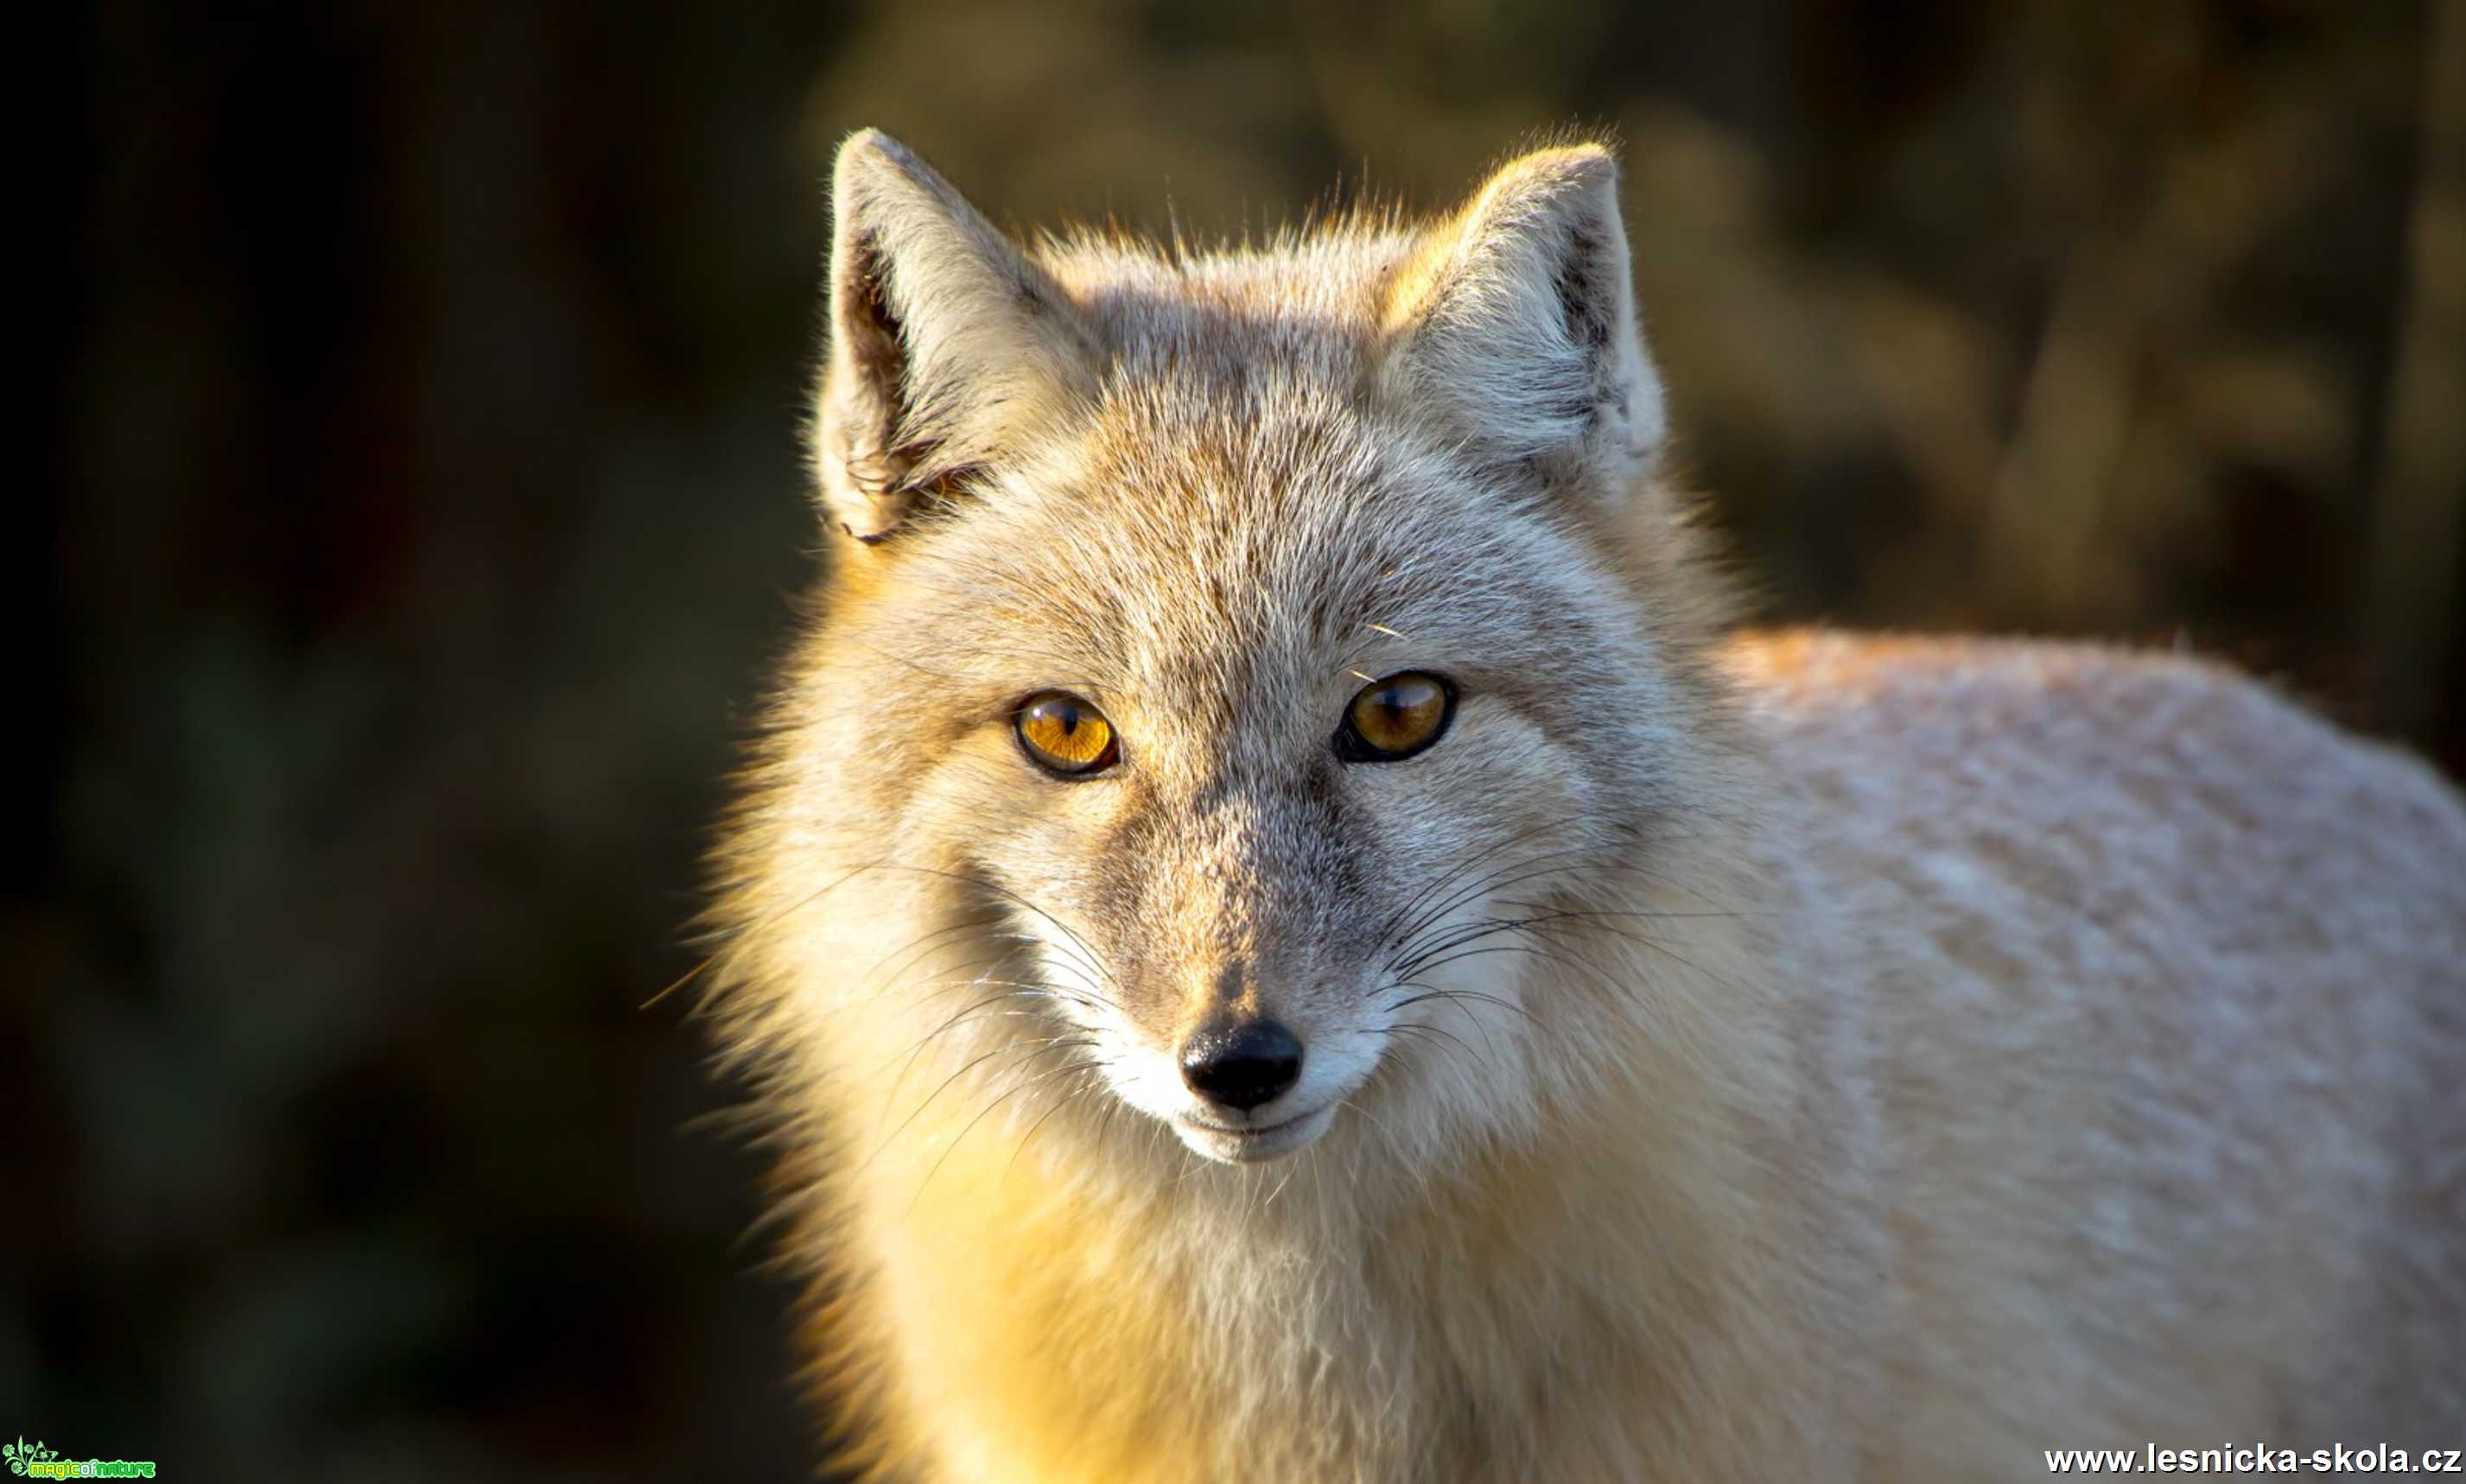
(1379, 143, 1668, 504)
(811, 130, 1091, 544)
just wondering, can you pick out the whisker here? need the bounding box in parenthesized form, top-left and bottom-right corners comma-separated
(845, 915, 1024, 999)
(1377, 1022, 1483, 1085)
(1383, 985, 1538, 1028)
(1338, 1096, 1406, 1157)
(1390, 887, 1596, 976)
(1400, 941, 1593, 985)
(859, 1034, 1084, 1176)
(1001, 1060, 1117, 1188)
(879, 986, 1084, 1118)
(911, 1049, 1105, 1211)
(1378, 815, 1594, 946)
(1508, 913, 1753, 997)
(645, 852, 910, 1010)
(1386, 847, 1605, 961)
(1494, 900, 1751, 923)
(1380, 986, 1509, 1075)
(866, 862, 1132, 1004)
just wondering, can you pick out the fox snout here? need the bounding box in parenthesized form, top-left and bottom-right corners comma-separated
(1128, 930, 1358, 1162)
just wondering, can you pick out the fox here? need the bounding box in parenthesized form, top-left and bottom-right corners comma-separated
(701, 128, 2466, 1482)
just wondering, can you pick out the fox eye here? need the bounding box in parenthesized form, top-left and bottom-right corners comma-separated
(1014, 691, 1120, 777)
(1334, 671, 1455, 763)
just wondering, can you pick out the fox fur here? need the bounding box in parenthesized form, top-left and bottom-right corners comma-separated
(703, 129, 2466, 1481)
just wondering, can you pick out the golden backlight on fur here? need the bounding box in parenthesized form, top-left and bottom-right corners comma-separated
(1014, 691, 1118, 775)
(1338, 671, 1453, 760)
(708, 126, 2466, 1482)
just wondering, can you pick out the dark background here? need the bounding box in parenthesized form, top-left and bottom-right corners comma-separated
(19, 1, 2463, 1478)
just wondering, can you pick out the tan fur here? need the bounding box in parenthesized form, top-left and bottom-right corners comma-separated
(704, 130, 2466, 1481)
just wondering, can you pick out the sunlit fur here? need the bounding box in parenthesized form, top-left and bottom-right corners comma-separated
(704, 130, 2466, 1481)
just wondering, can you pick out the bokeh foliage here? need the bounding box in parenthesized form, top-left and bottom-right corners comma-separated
(22, 0, 2461, 1478)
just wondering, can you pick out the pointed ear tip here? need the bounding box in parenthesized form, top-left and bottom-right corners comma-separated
(1469, 141, 1622, 222)
(830, 128, 921, 197)
(1508, 141, 1620, 187)
(836, 127, 904, 166)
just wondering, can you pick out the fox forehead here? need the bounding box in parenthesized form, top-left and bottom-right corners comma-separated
(880, 390, 1613, 740)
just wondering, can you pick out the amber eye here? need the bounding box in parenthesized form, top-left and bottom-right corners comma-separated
(1014, 691, 1120, 777)
(1334, 671, 1456, 763)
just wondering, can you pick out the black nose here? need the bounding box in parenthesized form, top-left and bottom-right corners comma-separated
(1179, 1019, 1304, 1111)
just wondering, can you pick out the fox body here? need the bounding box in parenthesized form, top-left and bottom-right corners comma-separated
(706, 130, 2466, 1481)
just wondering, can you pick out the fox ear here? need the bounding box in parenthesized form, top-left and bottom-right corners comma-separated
(812, 130, 1090, 543)
(1381, 143, 1666, 504)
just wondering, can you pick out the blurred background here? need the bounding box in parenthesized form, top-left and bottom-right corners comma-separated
(20, 0, 2463, 1477)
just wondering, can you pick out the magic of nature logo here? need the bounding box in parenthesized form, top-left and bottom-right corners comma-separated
(3, 1437, 156, 1479)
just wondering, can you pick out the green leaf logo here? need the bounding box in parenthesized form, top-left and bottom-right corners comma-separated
(3, 1437, 61, 1475)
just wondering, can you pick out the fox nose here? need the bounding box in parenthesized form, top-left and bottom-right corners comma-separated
(1179, 1019, 1303, 1112)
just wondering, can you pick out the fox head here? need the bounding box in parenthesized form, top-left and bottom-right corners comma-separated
(726, 130, 1744, 1180)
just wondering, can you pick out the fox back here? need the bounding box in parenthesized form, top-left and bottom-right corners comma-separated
(705, 130, 2466, 1481)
